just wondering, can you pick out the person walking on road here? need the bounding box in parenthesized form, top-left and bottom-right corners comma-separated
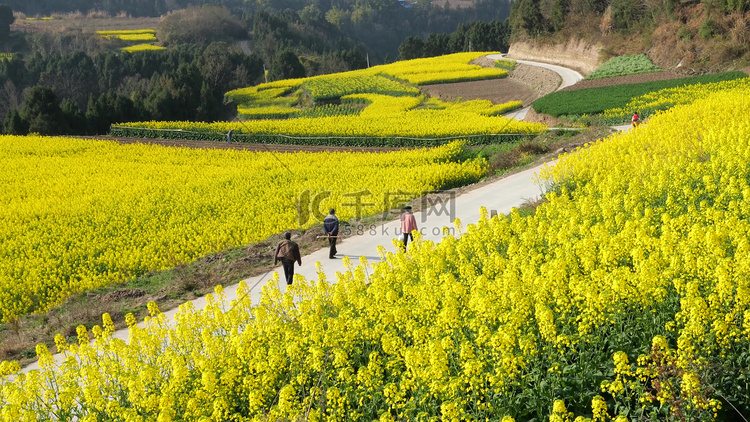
(274, 232, 301, 285)
(401, 205, 418, 250)
(323, 209, 339, 259)
(632, 111, 640, 128)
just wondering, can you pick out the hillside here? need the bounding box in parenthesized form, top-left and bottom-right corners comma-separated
(3, 74, 750, 420)
(507, 0, 750, 73)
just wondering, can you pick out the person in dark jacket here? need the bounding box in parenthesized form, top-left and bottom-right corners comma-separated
(323, 209, 339, 259)
(274, 231, 302, 285)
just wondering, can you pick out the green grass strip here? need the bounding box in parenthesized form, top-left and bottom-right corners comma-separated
(109, 126, 533, 147)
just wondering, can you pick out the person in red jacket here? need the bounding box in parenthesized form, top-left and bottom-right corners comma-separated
(400, 205, 418, 251)
(632, 111, 641, 128)
(274, 232, 301, 285)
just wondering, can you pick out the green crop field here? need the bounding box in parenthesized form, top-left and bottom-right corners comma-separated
(585, 54, 661, 80)
(532, 71, 746, 117)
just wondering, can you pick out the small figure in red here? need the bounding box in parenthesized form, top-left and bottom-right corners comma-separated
(632, 111, 641, 128)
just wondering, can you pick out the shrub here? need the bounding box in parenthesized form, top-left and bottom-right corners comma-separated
(585, 54, 661, 80)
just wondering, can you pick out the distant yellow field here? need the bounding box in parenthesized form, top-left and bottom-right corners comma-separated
(122, 43, 165, 52)
(115, 53, 539, 145)
(97, 29, 156, 42)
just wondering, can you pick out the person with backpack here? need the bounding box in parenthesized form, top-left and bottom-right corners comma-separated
(274, 231, 302, 285)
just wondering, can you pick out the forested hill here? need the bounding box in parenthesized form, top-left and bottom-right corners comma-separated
(508, 0, 749, 71)
(3, 0, 512, 58)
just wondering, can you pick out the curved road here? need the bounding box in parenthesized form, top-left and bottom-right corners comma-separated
(488, 53, 583, 121)
(19, 58, 584, 374)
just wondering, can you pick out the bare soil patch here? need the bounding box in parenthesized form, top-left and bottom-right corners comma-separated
(509, 63, 561, 99)
(523, 107, 571, 126)
(561, 71, 691, 91)
(421, 78, 537, 106)
(422, 61, 561, 107)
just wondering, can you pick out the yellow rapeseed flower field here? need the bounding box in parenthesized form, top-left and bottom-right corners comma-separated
(2, 74, 749, 421)
(121, 44, 166, 53)
(0, 138, 485, 322)
(604, 75, 750, 120)
(115, 53, 535, 145)
(96, 29, 156, 42)
(116, 94, 542, 143)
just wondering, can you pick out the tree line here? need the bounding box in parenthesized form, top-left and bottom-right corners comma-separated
(0, 43, 264, 135)
(397, 19, 511, 60)
(508, 0, 748, 39)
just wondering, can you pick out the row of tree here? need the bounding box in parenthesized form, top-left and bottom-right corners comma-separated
(398, 19, 511, 60)
(0, 43, 264, 135)
(509, 0, 748, 39)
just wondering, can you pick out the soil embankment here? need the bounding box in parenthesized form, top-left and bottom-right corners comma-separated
(508, 40, 601, 76)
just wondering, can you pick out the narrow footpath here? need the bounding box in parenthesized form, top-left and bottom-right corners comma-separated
(21, 57, 584, 374)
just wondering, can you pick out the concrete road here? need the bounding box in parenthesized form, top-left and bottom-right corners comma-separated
(496, 53, 584, 124)
(19, 56, 584, 374)
(487, 53, 584, 90)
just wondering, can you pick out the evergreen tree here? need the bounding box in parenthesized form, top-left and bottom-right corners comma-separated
(519, 0, 548, 37)
(269, 49, 305, 81)
(398, 36, 425, 59)
(3, 108, 27, 135)
(551, 0, 569, 31)
(0, 4, 12, 41)
(60, 98, 86, 134)
(423, 33, 450, 57)
(19, 86, 68, 135)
